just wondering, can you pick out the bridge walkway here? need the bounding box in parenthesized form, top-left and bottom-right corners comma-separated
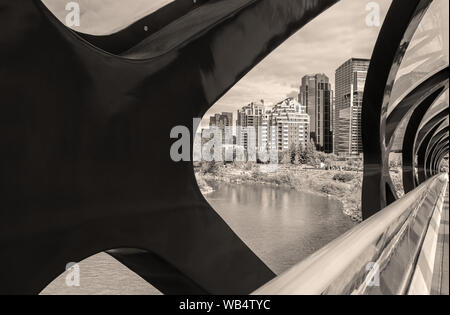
(431, 184, 449, 295)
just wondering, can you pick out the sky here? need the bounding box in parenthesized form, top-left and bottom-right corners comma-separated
(207, 0, 392, 116)
(43, 0, 393, 126)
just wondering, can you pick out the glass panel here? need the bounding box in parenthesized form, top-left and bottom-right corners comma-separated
(387, 0, 449, 116)
(434, 118, 449, 135)
(391, 90, 448, 152)
(419, 90, 449, 130)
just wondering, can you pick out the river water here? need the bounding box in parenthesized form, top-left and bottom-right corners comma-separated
(207, 182, 356, 274)
(42, 182, 356, 295)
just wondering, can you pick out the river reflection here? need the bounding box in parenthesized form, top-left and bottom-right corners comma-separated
(206, 182, 357, 274)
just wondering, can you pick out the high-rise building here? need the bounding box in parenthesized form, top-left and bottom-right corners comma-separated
(299, 74, 333, 153)
(265, 98, 310, 152)
(210, 112, 233, 128)
(334, 58, 370, 156)
(236, 99, 309, 154)
(236, 101, 265, 150)
(209, 112, 233, 144)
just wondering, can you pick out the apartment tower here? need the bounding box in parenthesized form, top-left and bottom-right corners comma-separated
(236, 101, 265, 150)
(299, 74, 333, 153)
(334, 58, 370, 156)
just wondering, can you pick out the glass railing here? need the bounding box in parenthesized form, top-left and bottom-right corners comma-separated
(253, 173, 448, 295)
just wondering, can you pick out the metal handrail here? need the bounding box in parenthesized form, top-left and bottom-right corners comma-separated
(253, 173, 449, 295)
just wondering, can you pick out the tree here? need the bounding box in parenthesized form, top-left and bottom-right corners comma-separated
(298, 140, 317, 165)
(200, 161, 220, 174)
(279, 150, 291, 164)
(289, 143, 297, 164)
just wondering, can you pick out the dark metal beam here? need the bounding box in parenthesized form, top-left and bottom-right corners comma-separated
(431, 147, 447, 174)
(425, 127, 449, 176)
(432, 142, 449, 173)
(386, 68, 449, 147)
(416, 117, 449, 156)
(429, 139, 448, 175)
(361, 0, 432, 219)
(415, 106, 449, 153)
(0, 0, 339, 294)
(434, 149, 449, 173)
(427, 136, 447, 176)
(417, 122, 447, 183)
(401, 88, 447, 193)
(436, 147, 449, 171)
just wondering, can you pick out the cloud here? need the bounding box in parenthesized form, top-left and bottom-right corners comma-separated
(206, 0, 392, 123)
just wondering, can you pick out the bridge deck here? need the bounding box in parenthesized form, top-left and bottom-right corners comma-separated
(432, 184, 449, 295)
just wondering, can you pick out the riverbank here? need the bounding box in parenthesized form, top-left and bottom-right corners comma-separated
(196, 175, 215, 195)
(195, 164, 364, 222)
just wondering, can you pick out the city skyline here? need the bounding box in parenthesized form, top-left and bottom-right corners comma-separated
(207, 56, 370, 156)
(208, 98, 310, 155)
(201, 0, 392, 128)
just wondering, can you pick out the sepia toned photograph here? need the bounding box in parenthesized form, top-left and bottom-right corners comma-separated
(0, 0, 448, 302)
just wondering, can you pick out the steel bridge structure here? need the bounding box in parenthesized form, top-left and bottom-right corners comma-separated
(0, 0, 448, 294)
